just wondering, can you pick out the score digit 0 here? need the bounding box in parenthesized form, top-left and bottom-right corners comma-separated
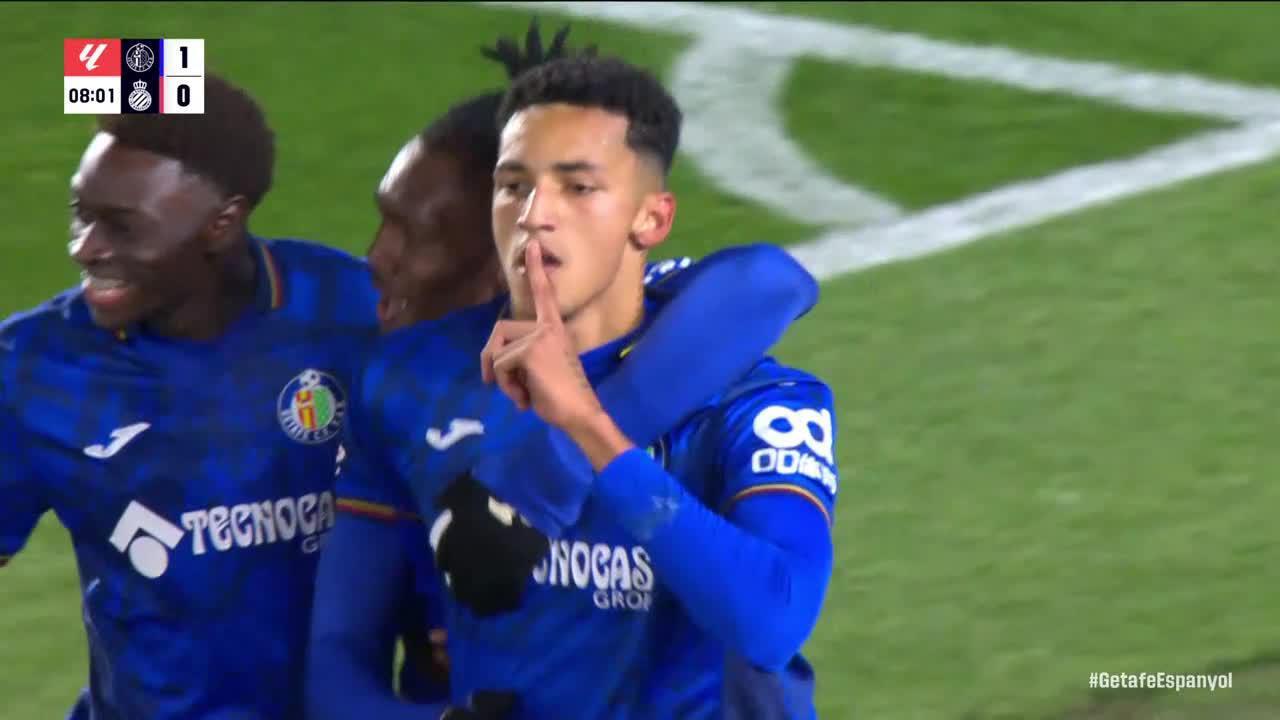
(164, 79, 203, 113)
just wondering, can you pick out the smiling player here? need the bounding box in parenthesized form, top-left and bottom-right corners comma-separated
(2, 75, 384, 720)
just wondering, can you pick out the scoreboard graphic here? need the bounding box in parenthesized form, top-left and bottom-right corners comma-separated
(64, 38, 204, 114)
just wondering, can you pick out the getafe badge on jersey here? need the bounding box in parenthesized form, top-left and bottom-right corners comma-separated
(64, 38, 205, 114)
(277, 369, 348, 445)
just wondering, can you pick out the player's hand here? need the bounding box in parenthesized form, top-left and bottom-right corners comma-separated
(430, 472, 547, 617)
(481, 240, 604, 434)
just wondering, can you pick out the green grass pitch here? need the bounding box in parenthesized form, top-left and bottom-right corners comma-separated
(2, 3, 1276, 718)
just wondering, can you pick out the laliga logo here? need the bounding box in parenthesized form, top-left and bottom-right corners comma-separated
(79, 43, 108, 72)
(128, 80, 152, 112)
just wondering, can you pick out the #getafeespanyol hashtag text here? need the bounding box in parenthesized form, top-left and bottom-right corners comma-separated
(1089, 672, 1233, 692)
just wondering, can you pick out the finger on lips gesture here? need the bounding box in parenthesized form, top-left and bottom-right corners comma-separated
(481, 240, 571, 413)
(524, 239, 563, 330)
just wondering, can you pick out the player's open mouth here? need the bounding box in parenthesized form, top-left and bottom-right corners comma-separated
(515, 249, 562, 275)
(81, 274, 137, 311)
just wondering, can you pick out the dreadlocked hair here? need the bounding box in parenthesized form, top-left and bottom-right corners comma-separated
(421, 19, 597, 184)
(96, 73, 275, 208)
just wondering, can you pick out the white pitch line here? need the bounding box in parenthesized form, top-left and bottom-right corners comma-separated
(482, 1, 1280, 123)
(670, 38, 904, 227)
(790, 120, 1280, 280)
(477, 1, 1280, 281)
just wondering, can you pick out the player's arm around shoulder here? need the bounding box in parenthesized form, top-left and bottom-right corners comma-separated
(643, 243, 819, 316)
(595, 246, 818, 448)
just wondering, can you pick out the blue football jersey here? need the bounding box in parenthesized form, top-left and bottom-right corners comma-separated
(339, 283, 837, 719)
(0, 238, 380, 720)
(332, 258, 701, 527)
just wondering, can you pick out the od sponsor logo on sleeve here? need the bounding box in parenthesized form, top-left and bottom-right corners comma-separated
(749, 404, 838, 497)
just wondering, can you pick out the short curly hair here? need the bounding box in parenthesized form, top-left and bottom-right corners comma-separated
(96, 73, 275, 208)
(496, 55, 683, 177)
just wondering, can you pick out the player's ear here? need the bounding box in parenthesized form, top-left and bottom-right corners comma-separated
(205, 195, 250, 254)
(629, 190, 675, 251)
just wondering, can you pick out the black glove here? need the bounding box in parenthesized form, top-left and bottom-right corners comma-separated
(442, 690, 518, 719)
(430, 472, 548, 617)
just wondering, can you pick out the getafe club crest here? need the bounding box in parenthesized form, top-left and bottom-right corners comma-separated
(278, 369, 347, 444)
(125, 42, 155, 73)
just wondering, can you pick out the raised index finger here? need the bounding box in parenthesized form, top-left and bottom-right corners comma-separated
(526, 239, 561, 326)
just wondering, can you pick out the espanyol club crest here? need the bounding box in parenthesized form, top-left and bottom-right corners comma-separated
(127, 80, 152, 112)
(278, 369, 347, 444)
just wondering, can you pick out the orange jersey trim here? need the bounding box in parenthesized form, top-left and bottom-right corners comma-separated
(336, 498, 420, 524)
(258, 241, 284, 310)
(725, 483, 832, 527)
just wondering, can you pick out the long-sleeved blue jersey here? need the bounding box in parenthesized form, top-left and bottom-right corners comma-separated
(0, 238, 380, 720)
(323, 272, 837, 718)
